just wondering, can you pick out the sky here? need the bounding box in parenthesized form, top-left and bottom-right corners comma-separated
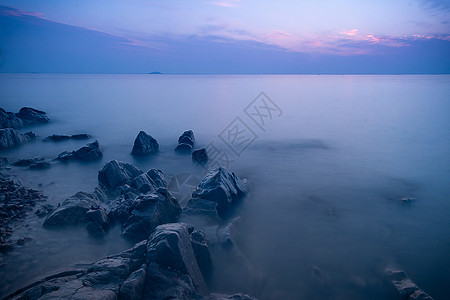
(0, 0, 449, 74)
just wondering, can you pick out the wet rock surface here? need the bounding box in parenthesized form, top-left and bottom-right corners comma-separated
(0, 128, 36, 149)
(56, 140, 103, 161)
(98, 160, 143, 189)
(0, 173, 47, 253)
(43, 133, 91, 142)
(131, 131, 159, 156)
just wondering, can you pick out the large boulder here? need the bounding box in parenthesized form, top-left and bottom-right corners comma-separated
(15, 107, 50, 126)
(43, 191, 103, 227)
(131, 131, 159, 156)
(146, 223, 208, 297)
(0, 108, 23, 129)
(187, 168, 248, 218)
(0, 128, 36, 149)
(112, 188, 182, 241)
(98, 160, 143, 189)
(130, 169, 167, 194)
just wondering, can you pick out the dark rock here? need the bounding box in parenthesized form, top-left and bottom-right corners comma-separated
(130, 169, 167, 194)
(15, 107, 49, 126)
(211, 294, 258, 300)
(72, 140, 103, 161)
(191, 230, 213, 282)
(0, 157, 8, 167)
(175, 143, 193, 154)
(0, 108, 23, 129)
(86, 207, 110, 229)
(131, 131, 159, 156)
(114, 189, 182, 241)
(190, 168, 248, 218)
(178, 130, 195, 146)
(119, 267, 146, 300)
(86, 221, 106, 238)
(193, 148, 208, 164)
(35, 204, 54, 217)
(43, 192, 102, 227)
(12, 157, 44, 167)
(146, 223, 208, 296)
(217, 217, 241, 249)
(98, 160, 143, 189)
(30, 162, 51, 170)
(386, 269, 433, 300)
(0, 128, 36, 149)
(43, 133, 91, 142)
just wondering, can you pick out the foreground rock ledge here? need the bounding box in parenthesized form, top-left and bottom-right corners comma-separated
(6, 222, 257, 300)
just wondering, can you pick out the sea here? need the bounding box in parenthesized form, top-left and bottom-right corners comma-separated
(0, 74, 449, 299)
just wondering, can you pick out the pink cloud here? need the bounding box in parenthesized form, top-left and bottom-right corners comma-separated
(0, 6, 42, 17)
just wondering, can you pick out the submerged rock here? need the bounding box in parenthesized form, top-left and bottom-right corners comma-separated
(98, 160, 143, 189)
(0, 128, 36, 149)
(131, 131, 159, 156)
(57, 140, 103, 161)
(29, 161, 51, 170)
(386, 269, 433, 300)
(35, 204, 55, 217)
(112, 188, 182, 241)
(175, 130, 195, 153)
(43, 192, 103, 227)
(185, 168, 248, 218)
(192, 148, 208, 164)
(12, 157, 45, 167)
(43, 133, 91, 142)
(15, 107, 50, 126)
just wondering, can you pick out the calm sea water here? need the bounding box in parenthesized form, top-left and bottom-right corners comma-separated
(0, 74, 449, 299)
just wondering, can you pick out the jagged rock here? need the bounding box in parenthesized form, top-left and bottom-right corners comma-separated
(189, 168, 248, 218)
(191, 230, 213, 282)
(0, 108, 23, 129)
(30, 162, 51, 170)
(43, 133, 91, 142)
(119, 267, 146, 300)
(35, 204, 54, 217)
(178, 130, 195, 146)
(146, 223, 208, 296)
(113, 188, 182, 241)
(130, 169, 166, 194)
(175, 143, 193, 153)
(56, 141, 103, 161)
(43, 192, 102, 227)
(98, 160, 143, 189)
(184, 198, 221, 221)
(131, 131, 159, 156)
(386, 269, 433, 300)
(15, 107, 49, 126)
(193, 148, 208, 164)
(0, 128, 36, 149)
(12, 157, 44, 167)
(175, 130, 195, 153)
(72, 140, 103, 161)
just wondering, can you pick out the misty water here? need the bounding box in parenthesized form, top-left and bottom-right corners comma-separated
(0, 74, 449, 299)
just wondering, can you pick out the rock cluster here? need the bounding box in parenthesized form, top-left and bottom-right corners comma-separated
(175, 130, 195, 153)
(0, 107, 49, 129)
(12, 157, 51, 170)
(7, 222, 256, 300)
(0, 173, 47, 253)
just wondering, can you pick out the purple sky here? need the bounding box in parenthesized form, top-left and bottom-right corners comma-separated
(0, 0, 449, 73)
